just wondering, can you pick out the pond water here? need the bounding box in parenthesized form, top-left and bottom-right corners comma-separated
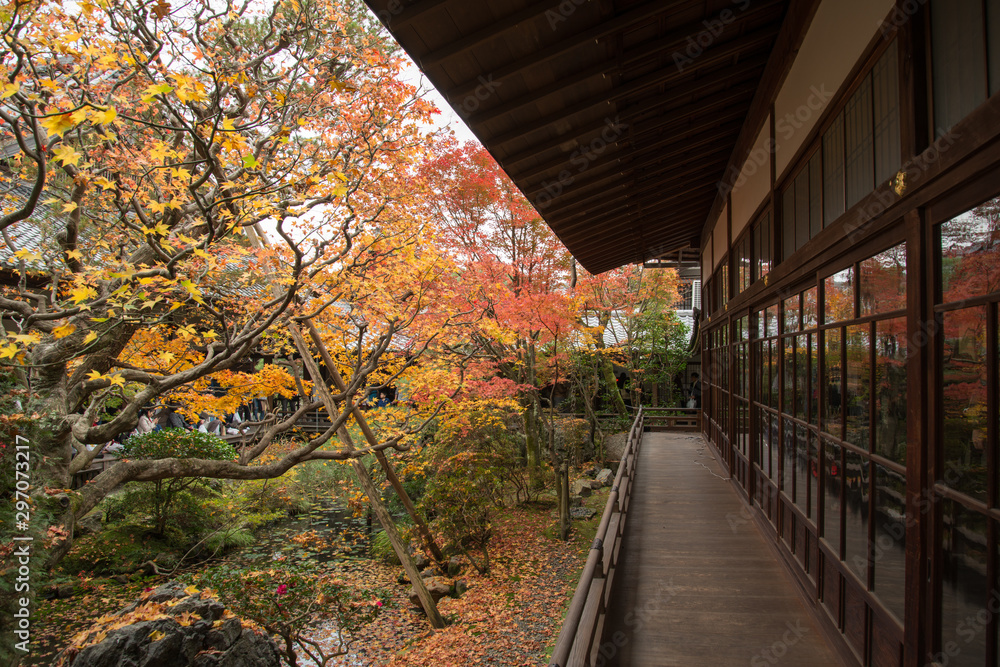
(245, 502, 376, 565)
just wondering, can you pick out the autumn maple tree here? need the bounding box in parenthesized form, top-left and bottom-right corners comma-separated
(0, 0, 470, 604)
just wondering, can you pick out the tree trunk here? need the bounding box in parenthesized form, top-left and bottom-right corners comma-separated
(559, 462, 571, 541)
(600, 357, 629, 416)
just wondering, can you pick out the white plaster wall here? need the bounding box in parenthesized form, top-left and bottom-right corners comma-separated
(712, 204, 728, 268)
(773, 0, 894, 178)
(731, 117, 772, 237)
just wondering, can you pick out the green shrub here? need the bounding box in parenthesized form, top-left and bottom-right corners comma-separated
(188, 562, 389, 665)
(122, 428, 237, 461)
(370, 530, 400, 565)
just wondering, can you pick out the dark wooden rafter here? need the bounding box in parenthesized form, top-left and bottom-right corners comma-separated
(511, 84, 756, 182)
(474, 23, 780, 132)
(521, 118, 745, 200)
(445, 0, 707, 102)
(489, 53, 770, 150)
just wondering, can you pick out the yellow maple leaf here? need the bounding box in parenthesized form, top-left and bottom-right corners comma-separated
(40, 113, 77, 138)
(52, 144, 82, 167)
(85, 370, 105, 381)
(93, 176, 115, 190)
(91, 107, 117, 125)
(69, 285, 98, 304)
(83, 331, 98, 344)
(149, 630, 166, 642)
(1, 82, 20, 99)
(52, 323, 77, 339)
(62, 201, 79, 213)
(65, 249, 83, 260)
(0, 344, 19, 359)
(142, 83, 174, 102)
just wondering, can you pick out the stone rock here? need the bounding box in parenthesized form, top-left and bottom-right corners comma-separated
(45, 583, 75, 600)
(570, 494, 584, 507)
(570, 479, 592, 497)
(604, 432, 628, 460)
(409, 577, 452, 608)
(56, 581, 282, 667)
(75, 513, 103, 537)
(419, 567, 437, 579)
(397, 571, 410, 585)
(595, 468, 614, 487)
(447, 556, 464, 577)
(414, 552, 430, 570)
(588, 479, 603, 490)
(112, 574, 129, 584)
(453, 579, 469, 597)
(570, 507, 597, 520)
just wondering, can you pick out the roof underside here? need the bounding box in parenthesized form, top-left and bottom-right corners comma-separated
(366, 0, 790, 274)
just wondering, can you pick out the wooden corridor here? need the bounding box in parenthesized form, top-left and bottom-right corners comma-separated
(603, 432, 846, 666)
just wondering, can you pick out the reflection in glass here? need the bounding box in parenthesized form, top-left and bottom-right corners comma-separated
(824, 328, 843, 439)
(783, 418, 794, 495)
(804, 287, 818, 329)
(757, 308, 766, 340)
(807, 433, 819, 521)
(846, 324, 871, 451)
(770, 413, 780, 480)
(875, 318, 907, 465)
(784, 337, 794, 415)
(784, 294, 801, 333)
(794, 334, 810, 422)
(824, 440, 843, 554)
(793, 424, 809, 513)
(767, 305, 779, 338)
(825, 268, 855, 323)
(843, 449, 869, 582)
(940, 500, 988, 667)
(873, 464, 906, 623)
(940, 205, 1000, 304)
(941, 308, 988, 502)
(860, 242, 907, 316)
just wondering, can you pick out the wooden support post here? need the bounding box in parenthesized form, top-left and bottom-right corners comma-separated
(288, 325, 445, 628)
(303, 321, 446, 564)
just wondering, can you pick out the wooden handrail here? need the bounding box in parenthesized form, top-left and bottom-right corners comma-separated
(549, 407, 644, 667)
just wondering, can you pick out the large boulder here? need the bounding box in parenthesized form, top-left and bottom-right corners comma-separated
(595, 468, 614, 487)
(603, 432, 628, 460)
(570, 479, 593, 497)
(409, 577, 452, 608)
(54, 581, 281, 667)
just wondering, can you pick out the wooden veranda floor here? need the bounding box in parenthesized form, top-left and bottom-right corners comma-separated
(603, 432, 846, 666)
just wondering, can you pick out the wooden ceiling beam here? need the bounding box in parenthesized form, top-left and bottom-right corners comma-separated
(446, 0, 704, 101)
(371, 0, 451, 29)
(511, 89, 752, 183)
(538, 150, 731, 218)
(421, 0, 572, 68)
(488, 54, 768, 150)
(520, 117, 744, 199)
(471, 20, 780, 128)
(556, 194, 715, 245)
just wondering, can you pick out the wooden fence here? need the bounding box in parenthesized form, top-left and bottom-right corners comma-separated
(548, 407, 644, 667)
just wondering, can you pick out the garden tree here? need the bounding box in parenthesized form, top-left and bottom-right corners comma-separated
(0, 0, 466, 608)
(574, 264, 683, 415)
(419, 139, 578, 485)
